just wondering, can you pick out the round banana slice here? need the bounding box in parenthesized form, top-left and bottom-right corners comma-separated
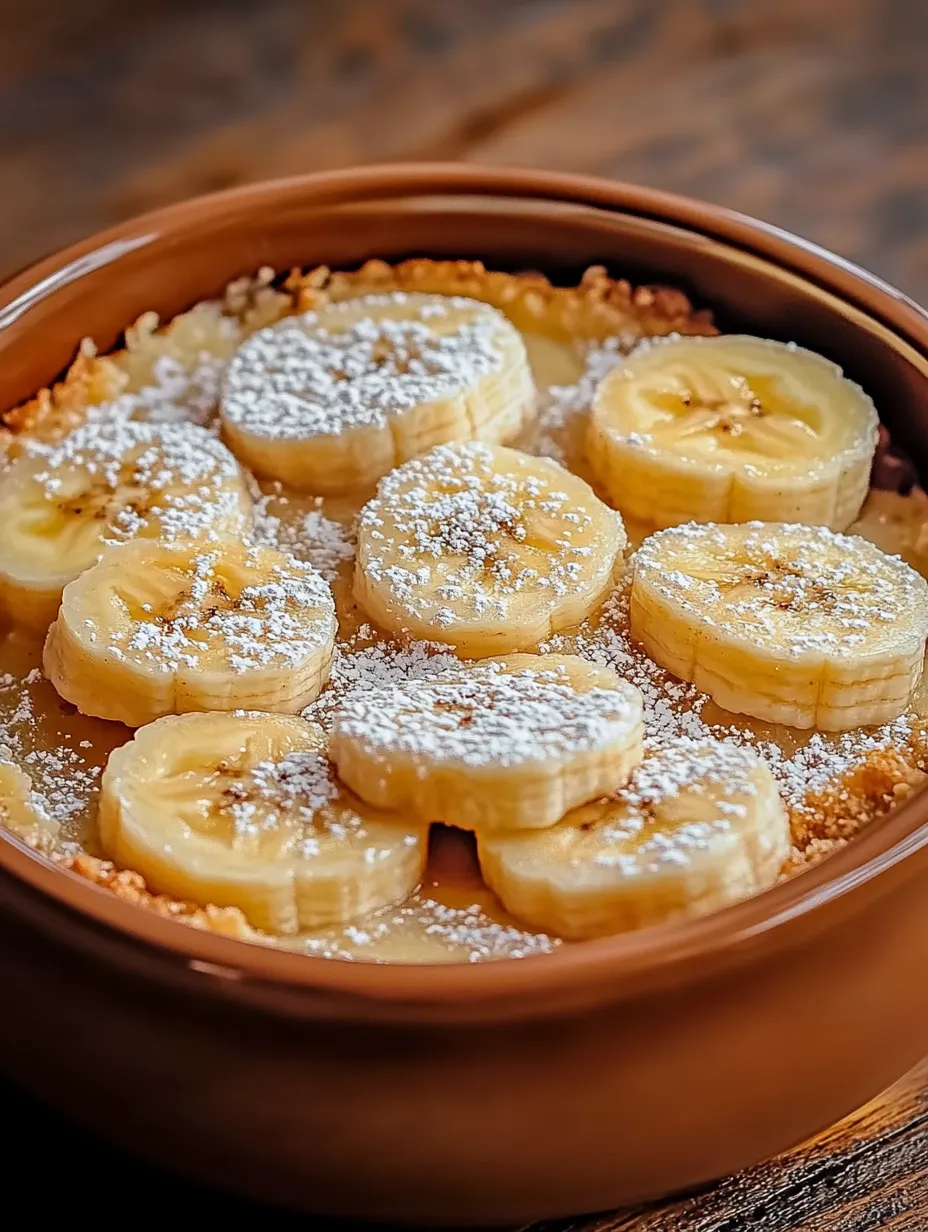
(99, 712, 428, 935)
(0, 758, 58, 848)
(630, 522, 928, 731)
(330, 654, 644, 832)
(0, 420, 252, 633)
(588, 336, 878, 531)
(220, 292, 535, 494)
(354, 442, 626, 655)
(44, 538, 337, 727)
(477, 738, 790, 939)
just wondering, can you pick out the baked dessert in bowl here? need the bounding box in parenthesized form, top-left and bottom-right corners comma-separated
(4, 255, 923, 958)
(1, 165, 928, 1224)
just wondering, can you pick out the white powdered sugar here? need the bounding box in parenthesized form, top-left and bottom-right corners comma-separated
(251, 491, 355, 582)
(207, 744, 401, 861)
(618, 736, 760, 809)
(358, 441, 614, 627)
(533, 338, 625, 462)
(559, 589, 712, 744)
(98, 547, 336, 671)
(287, 509, 355, 578)
(303, 630, 461, 728)
(221, 292, 506, 440)
(633, 522, 928, 656)
(0, 669, 101, 827)
(225, 749, 340, 846)
(754, 717, 916, 808)
(27, 419, 248, 544)
(24, 749, 101, 828)
(554, 584, 922, 817)
(301, 892, 561, 962)
(587, 739, 766, 872)
(4, 269, 927, 963)
(91, 352, 230, 429)
(330, 661, 642, 768)
(416, 900, 560, 961)
(214, 742, 422, 864)
(253, 750, 338, 813)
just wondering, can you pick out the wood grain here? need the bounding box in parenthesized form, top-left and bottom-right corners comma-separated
(1, 0, 926, 302)
(1, 1, 927, 1227)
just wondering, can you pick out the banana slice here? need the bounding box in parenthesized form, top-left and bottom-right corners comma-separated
(588, 336, 878, 531)
(477, 738, 790, 939)
(99, 711, 428, 934)
(220, 292, 535, 494)
(330, 654, 644, 832)
(0, 758, 58, 848)
(354, 442, 626, 655)
(0, 420, 252, 632)
(630, 521, 928, 731)
(44, 538, 336, 726)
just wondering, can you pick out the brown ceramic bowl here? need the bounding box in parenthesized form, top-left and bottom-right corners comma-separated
(2, 165, 928, 1226)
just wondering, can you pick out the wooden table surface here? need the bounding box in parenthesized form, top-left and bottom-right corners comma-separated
(2, 1, 927, 1227)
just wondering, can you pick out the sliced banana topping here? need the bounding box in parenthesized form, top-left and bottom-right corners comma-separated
(354, 441, 626, 656)
(99, 712, 428, 935)
(330, 654, 644, 832)
(220, 292, 535, 493)
(588, 336, 878, 531)
(478, 738, 790, 939)
(44, 538, 337, 726)
(0, 420, 252, 632)
(0, 758, 58, 848)
(630, 521, 928, 730)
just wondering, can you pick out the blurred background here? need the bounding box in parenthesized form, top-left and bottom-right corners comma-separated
(2, 0, 927, 301)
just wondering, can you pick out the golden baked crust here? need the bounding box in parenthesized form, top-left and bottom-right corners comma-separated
(63, 852, 258, 940)
(1, 340, 127, 452)
(782, 737, 928, 874)
(289, 259, 716, 344)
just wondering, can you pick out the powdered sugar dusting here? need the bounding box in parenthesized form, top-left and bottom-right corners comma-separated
(0, 664, 107, 833)
(301, 891, 561, 963)
(91, 353, 229, 429)
(634, 522, 928, 657)
(755, 718, 918, 808)
(221, 292, 507, 440)
(222, 749, 341, 851)
(125, 715, 423, 880)
(251, 490, 355, 582)
(584, 738, 768, 873)
(357, 441, 620, 629)
(303, 628, 461, 728)
(531, 338, 626, 463)
(558, 588, 712, 744)
(4, 268, 928, 962)
(331, 660, 641, 768)
(550, 582, 926, 821)
(89, 545, 336, 672)
(620, 736, 760, 808)
(25, 419, 249, 545)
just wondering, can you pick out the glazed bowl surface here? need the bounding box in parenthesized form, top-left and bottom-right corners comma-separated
(2, 164, 928, 1226)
